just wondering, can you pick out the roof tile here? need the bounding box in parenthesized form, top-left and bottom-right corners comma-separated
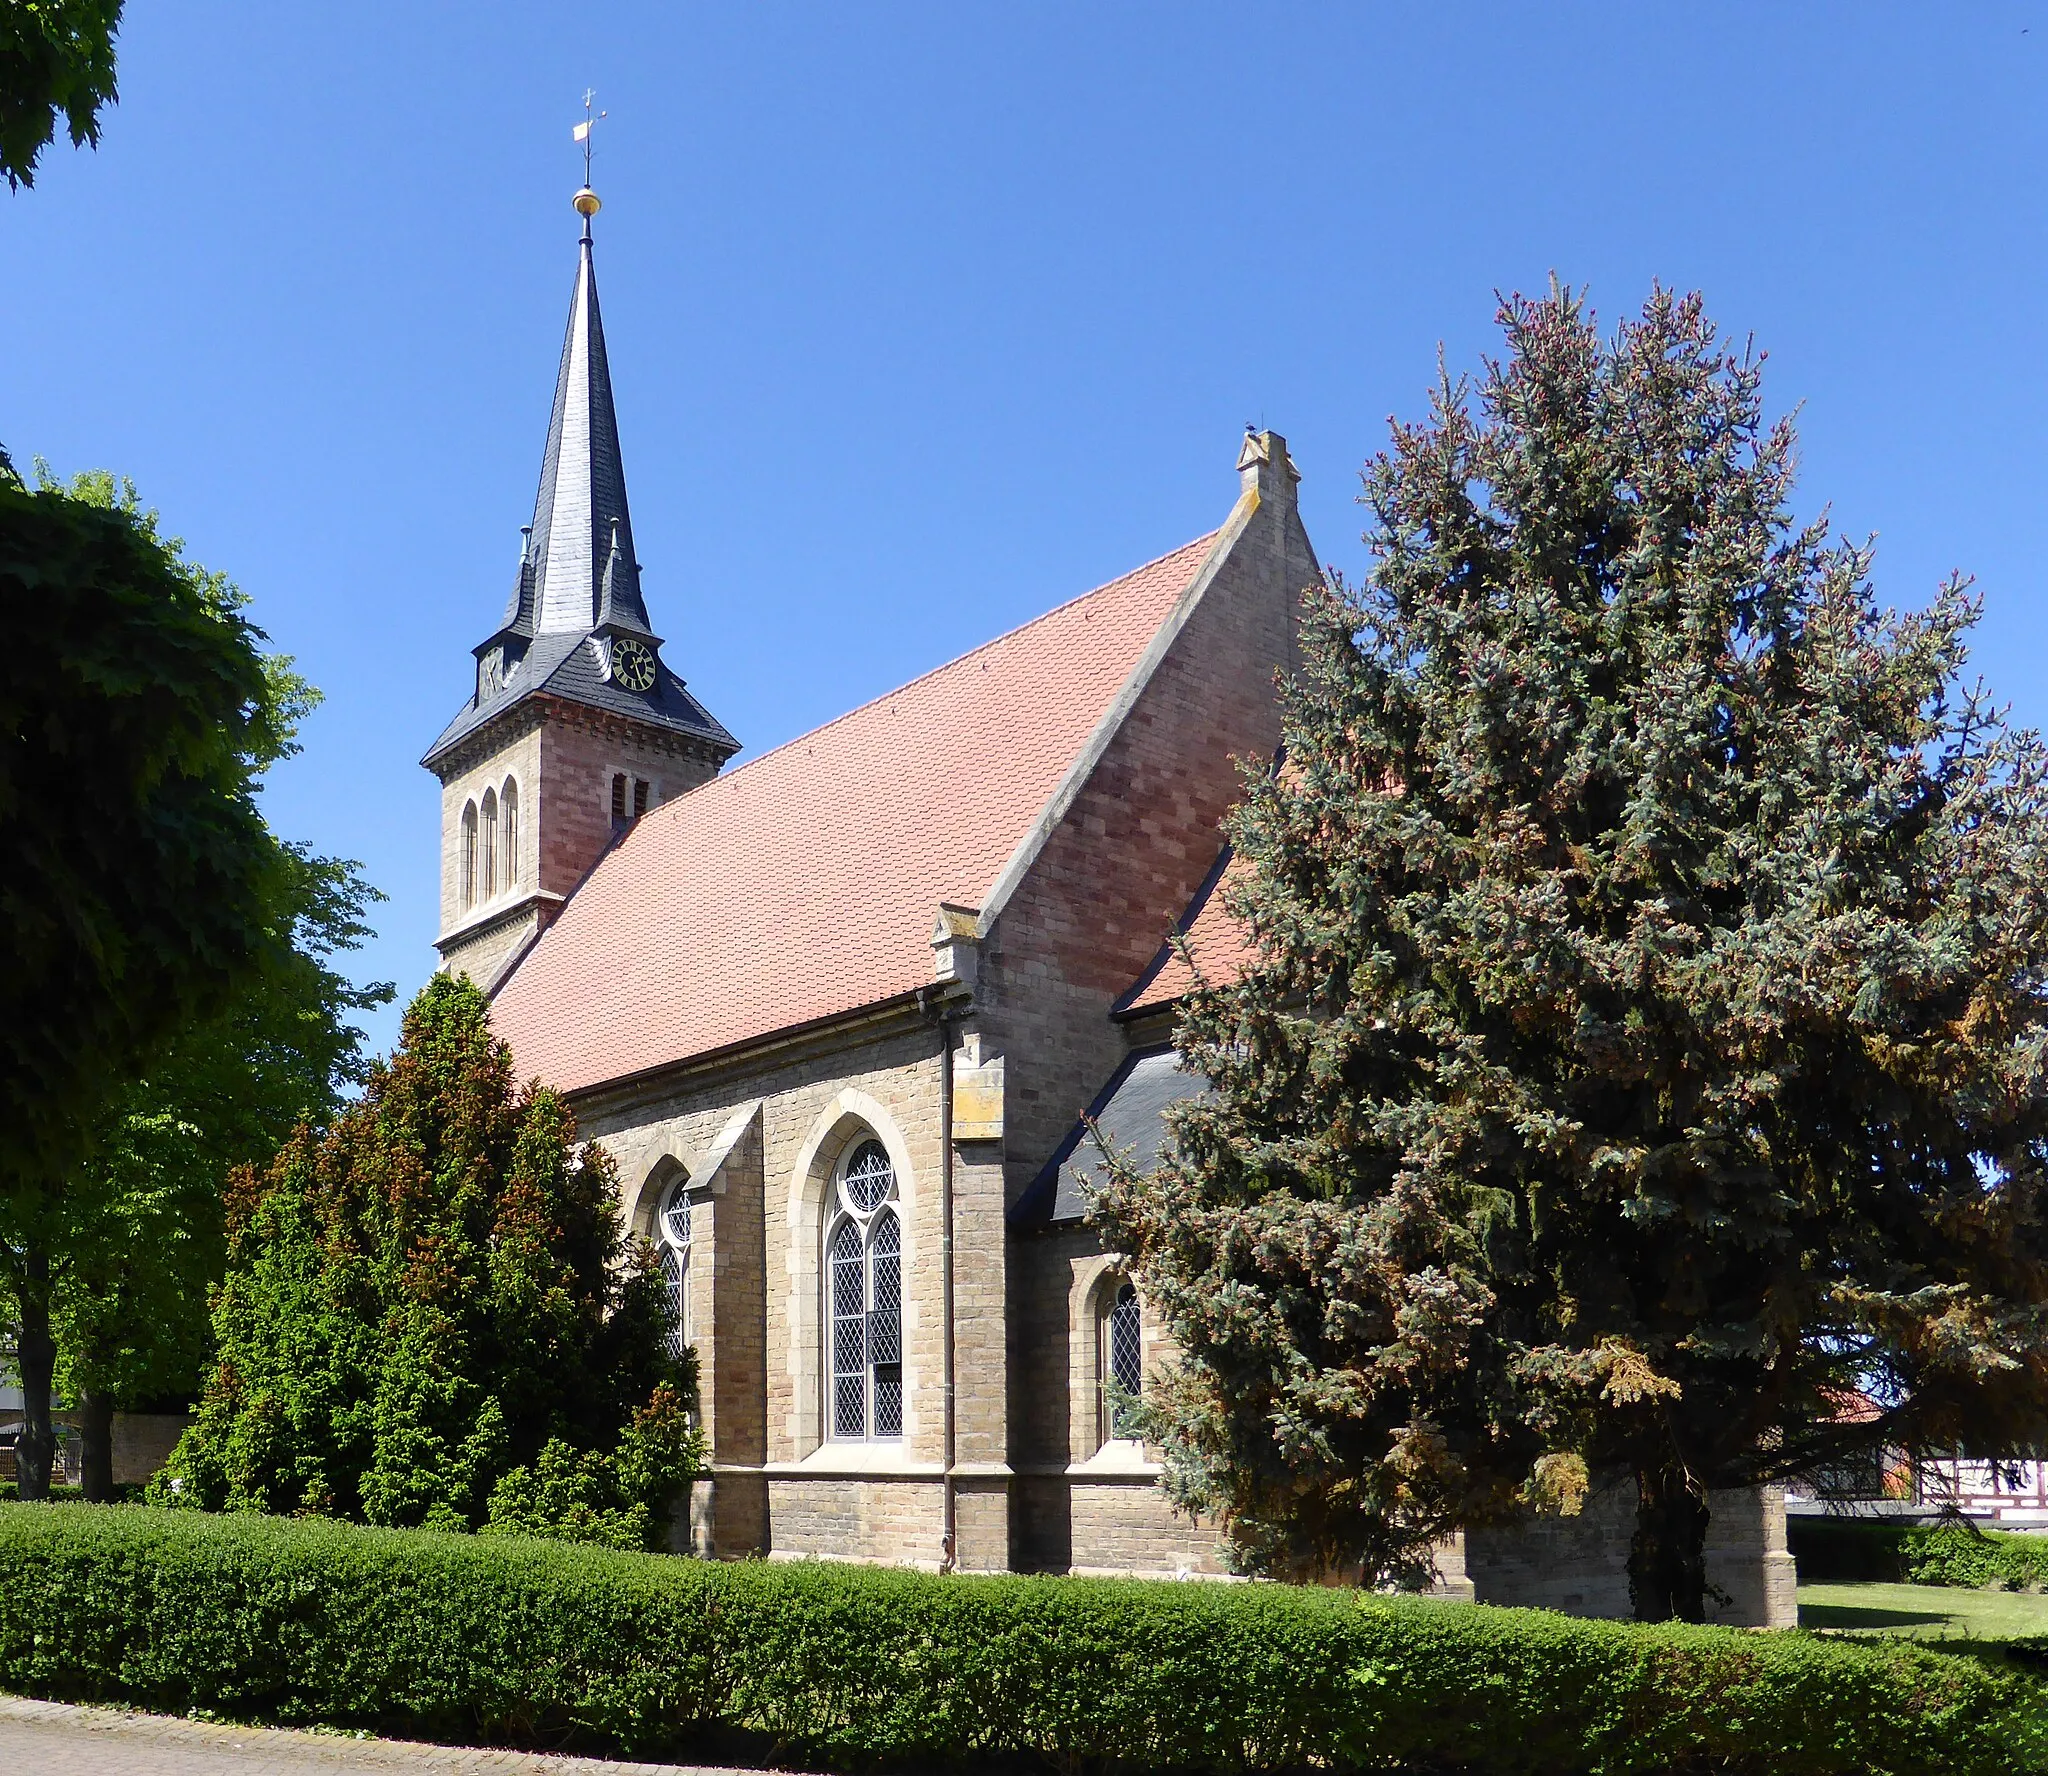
(491, 533, 1221, 1092)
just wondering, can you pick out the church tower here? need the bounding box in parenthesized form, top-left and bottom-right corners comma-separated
(423, 184, 738, 987)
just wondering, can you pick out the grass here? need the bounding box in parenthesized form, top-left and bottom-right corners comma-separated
(1800, 1581, 2048, 1642)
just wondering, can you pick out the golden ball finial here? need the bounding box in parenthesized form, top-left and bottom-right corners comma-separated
(573, 186, 601, 218)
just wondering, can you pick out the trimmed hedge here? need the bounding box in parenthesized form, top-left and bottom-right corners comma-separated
(1790, 1515, 2048, 1591)
(0, 1483, 148, 1505)
(0, 1505, 2041, 1775)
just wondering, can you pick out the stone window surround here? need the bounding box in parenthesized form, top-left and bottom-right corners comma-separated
(784, 1090, 923, 1459)
(1068, 1255, 1159, 1472)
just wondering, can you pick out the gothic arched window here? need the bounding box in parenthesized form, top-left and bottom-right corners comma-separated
(501, 778, 520, 887)
(460, 800, 479, 909)
(1100, 1280, 1143, 1443)
(480, 787, 499, 898)
(657, 1176, 700, 1356)
(826, 1138, 902, 1440)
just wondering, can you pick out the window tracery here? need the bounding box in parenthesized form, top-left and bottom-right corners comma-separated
(656, 1175, 701, 1356)
(826, 1137, 902, 1440)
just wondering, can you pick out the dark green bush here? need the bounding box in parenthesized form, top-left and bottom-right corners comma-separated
(1902, 1523, 2048, 1591)
(0, 1503, 2040, 1775)
(1787, 1514, 1914, 1583)
(1789, 1515, 2048, 1591)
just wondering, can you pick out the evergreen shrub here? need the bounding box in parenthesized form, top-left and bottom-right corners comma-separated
(0, 1503, 2040, 1775)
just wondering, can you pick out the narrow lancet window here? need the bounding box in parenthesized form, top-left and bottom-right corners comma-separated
(460, 801, 479, 909)
(501, 779, 520, 887)
(826, 1137, 902, 1440)
(1102, 1281, 1143, 1441)
(658, 1178, 696, 1355)
(480, 787, 499, 898)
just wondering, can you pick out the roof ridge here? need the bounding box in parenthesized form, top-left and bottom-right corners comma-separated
(638, 529, 1222, 816)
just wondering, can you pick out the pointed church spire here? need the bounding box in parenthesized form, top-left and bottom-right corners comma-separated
(423, 171, 737, 781)
(527, 188, 653, 636)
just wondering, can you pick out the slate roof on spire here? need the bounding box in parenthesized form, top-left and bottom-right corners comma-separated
(529, 218, 651, 637)
(424, 210, 736, 770)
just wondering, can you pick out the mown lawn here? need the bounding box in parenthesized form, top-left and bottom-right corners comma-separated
(1800, 1581, 2048, 1641)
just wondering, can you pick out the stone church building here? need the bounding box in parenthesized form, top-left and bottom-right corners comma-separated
(424, 194, 1794, 1624)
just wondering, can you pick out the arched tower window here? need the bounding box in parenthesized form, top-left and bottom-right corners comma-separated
(480, 787, 499, 898)
(459, 801, 479, 909)
(1100, 1280, 1143, 1443)
(656, 1175, 700, 1355)
(826, 1138, 902, 1440)
(501, 778, 520, 887)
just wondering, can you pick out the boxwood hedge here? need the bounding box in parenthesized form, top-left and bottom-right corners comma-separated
(0, 1503, 2040, 1774)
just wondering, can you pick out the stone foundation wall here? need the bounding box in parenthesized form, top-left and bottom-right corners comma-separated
(1464, 1478, 1796, 1627)
(766, 1475, 947, 1566)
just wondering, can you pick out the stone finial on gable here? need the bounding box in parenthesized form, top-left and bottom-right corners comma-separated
(1237, 427, 1301, 510)
(931, 901, 981, 985)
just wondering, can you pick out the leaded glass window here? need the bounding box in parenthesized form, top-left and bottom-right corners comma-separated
(1103, 1281, 1143, 1441)
(826, 1138, 903, 1440)
(870, 1211, 903, 1437)
(657, 1180, 698, 1356)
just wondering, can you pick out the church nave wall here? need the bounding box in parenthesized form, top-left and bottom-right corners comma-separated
(572, 1012, 1010, 1569)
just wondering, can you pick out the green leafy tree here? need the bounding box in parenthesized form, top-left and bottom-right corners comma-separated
(0, 0, 122, 189)
(49, 835, 390, 1498)
(1092, 285, 2048, 1619)
(157, 975, 703, 1550)
(0, 464, 280, 1497)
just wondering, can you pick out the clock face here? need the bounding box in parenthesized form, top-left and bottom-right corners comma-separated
(610, 637, 657, 693)
(478, 647, 505, 697)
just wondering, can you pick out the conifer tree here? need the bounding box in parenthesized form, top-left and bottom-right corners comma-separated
(1092, 286, 2048, 1619)
(159, 974, 702, 1551)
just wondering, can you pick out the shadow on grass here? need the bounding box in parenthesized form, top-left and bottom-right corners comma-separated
(1800, 1602, 1954, 1631)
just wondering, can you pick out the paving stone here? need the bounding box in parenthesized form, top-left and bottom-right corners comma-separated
(0, 1694, 816, 1775)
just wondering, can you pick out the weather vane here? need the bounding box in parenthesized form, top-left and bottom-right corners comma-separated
(572, 88, 607, 221)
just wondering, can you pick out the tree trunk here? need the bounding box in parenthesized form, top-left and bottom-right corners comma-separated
(12, 1246, 57, 1501)
(76, 1390, 114, 1502)
(1629, 1461, 1711, 1622)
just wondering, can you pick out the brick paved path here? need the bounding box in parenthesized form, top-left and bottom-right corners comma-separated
(0, 1694, 821, 1775)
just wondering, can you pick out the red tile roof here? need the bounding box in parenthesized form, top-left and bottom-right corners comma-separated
(491, 533, 1223, 1093)
(1115, 842, 1259, 1018)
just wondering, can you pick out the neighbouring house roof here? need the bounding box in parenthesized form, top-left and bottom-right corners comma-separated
(490, 531, 1223, 1093)
(1011, 1047, 1212, 1226)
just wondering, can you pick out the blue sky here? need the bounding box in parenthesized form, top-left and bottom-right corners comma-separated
(5, 3, 2044, 1056)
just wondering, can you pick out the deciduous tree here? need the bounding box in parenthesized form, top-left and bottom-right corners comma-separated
(0, 0, 122, 189)
(48, 836, 389, 1498)
(1092, 285, 2048, 1619)
(0, 465, 278, 1496)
